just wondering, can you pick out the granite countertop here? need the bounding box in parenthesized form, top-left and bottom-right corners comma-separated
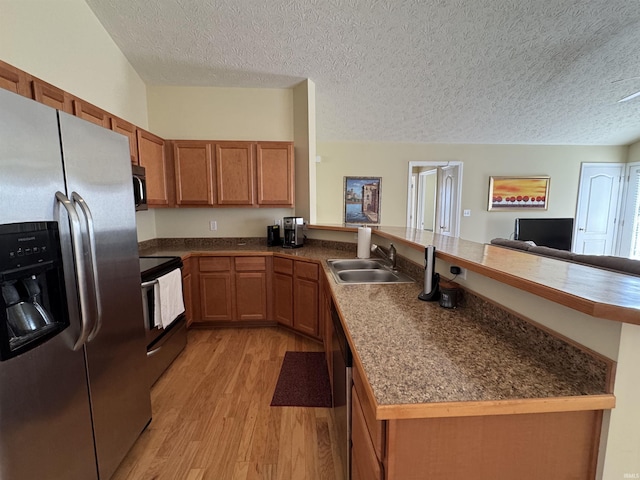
(140, 239, 613, 417)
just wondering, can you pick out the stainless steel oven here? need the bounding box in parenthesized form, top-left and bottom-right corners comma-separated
(139, 256, 186, 387)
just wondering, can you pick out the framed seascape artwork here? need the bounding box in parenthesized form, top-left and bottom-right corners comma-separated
(488, 176, 550, 211)
(343, 176, 381, 224)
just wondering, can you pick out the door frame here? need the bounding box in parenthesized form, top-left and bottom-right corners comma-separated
(406, 161, 463, 237)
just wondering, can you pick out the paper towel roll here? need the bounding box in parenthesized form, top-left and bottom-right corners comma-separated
(357, 226, 371, 258)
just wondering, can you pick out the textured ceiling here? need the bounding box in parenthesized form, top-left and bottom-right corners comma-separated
(85, 0, 640, 145)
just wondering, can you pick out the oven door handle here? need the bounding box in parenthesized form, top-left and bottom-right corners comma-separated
(142, 279, 158, 330)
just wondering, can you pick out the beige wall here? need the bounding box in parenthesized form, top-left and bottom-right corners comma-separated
(0, 0, 148, 128)
(143, 85, 296, 240)
(316, 142, 628, 243)
(629, 140, 640, 163)
(146, 86, 293, 140)
(293, 80, 317, 223)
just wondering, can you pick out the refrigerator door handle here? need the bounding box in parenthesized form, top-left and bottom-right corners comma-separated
(55, 191, 93, 350)
(71, 192, 103, 341)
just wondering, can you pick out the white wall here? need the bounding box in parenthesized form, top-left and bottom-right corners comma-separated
(316, 142, 628, 243)
(0, 0, 148, 128)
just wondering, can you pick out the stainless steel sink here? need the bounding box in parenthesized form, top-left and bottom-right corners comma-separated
(327, 258, 387, 271)
(326, 258, 414, 284)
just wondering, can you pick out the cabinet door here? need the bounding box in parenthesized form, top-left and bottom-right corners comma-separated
(32, 78, 73, 113)
(352, 386, 384, 480)
(294, 277, 319, 337)
(256, 142, 294, 207)
(235, 272, 267, 321)
(200, 273, 234, 321)
(0, 60, 30, 97)
(110, 117, 139, 164)
(273, 272, 293, 326)
(215, 142, 255, 205)
(73, 99, 110, 128)
(137, 129, 170, 207)
(174, 142, 215, 206)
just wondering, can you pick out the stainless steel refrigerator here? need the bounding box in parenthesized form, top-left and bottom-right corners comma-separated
(0, 88, 151, 479)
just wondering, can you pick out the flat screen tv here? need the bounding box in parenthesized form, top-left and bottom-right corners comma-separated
(514, 218, 574, 251)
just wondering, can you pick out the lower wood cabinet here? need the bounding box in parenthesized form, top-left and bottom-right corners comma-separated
(188, 254, 320, 336)
(351, 358, 602, 480)
(234, 256, 268, 321)
(196, 255, 269, 325)
(293, 261, 319, 337)
(273, 257, 294, 326)
(352, 386, 384, 480)
(272, 256, 321, 339)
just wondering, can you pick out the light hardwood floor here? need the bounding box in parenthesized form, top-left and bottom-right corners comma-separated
(112, 327, 345, 480)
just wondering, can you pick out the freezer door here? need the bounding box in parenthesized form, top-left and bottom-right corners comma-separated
(58, 111, 152, 480)
(0, 90, 97, 479)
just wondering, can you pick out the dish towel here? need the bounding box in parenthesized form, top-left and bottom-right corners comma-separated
(153, 268, 185, 329)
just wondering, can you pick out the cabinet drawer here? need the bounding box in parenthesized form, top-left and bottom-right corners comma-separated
(295, 261, 318, 281)
(273, 257, 293, 275)
(199, 256, 232, 272)
(235, 256, 266, 271)
(354, 362, 385, 462)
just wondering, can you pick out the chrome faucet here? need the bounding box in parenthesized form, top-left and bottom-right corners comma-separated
(371, 243, 398, 271)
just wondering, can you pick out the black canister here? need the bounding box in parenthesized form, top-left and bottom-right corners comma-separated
(267, 225, 281, 246)
(438, 280, 460, 309)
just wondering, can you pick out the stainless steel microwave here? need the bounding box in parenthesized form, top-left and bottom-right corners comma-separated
(132, 164, 148, 211)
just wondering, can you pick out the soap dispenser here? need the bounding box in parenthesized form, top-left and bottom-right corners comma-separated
(418, 245, 440, 301)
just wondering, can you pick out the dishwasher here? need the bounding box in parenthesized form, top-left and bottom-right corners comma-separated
(331, 299, 353, 479)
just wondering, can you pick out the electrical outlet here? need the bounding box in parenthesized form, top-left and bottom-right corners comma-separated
(210, 220, 217, 231)
(450, 265, 467, 280)
(463, 209, 471, 217)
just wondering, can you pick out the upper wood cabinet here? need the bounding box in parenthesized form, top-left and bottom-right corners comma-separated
(173, 141, 215, 206)
(215, 142, 255, 205)
(73, 99, 110, 128)
(169, 140, 295, 209)
(137, 129, 170, 207)
(32, 78, 73, 114)
(0, 60, 30, 98)
(110, 117, 139, 165)
(256, 142, 294, 207)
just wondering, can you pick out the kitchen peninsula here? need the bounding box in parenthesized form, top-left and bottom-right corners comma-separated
(141, 224, 624, 479)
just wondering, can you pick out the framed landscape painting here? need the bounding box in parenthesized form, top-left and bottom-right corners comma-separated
(488, 176, 550, 211)
(344, 176, 381, 224)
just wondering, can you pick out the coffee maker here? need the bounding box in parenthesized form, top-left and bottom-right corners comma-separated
(282, 217, 304, 248)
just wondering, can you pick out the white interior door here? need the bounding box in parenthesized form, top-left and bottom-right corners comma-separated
(619, 163, 640, 259)
(409, 173, 418, 228)
(436, 165, 460, 237)
(418, 170, 437, 231)
(574, 163, 624, 255)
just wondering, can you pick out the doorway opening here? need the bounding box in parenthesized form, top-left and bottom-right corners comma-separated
(406, 161, 463, 237)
